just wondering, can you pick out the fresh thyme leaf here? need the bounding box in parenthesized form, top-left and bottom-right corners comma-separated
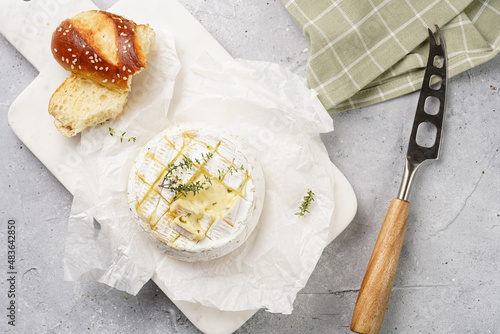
(185, 158, 193, 170)
(203, 152, 214, 161)
(226, 165, 245, 175)
(296, 189, 315, 217)
(100, 121, 136, 144)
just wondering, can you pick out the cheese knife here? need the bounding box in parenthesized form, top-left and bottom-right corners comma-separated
(350, 26, 447, 334)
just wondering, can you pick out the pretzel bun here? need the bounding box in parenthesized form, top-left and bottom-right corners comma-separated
(51, 10, 154, 91)
(48, 10, 155, 137)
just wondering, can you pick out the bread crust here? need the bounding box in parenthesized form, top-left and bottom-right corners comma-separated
(51, 10, 149, 91)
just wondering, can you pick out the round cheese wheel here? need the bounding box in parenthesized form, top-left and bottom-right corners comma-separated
(128, 123, 265, 261)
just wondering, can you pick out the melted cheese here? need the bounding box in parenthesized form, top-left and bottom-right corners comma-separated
(170, 175, 239, 240)
(128, 124, 265, 262)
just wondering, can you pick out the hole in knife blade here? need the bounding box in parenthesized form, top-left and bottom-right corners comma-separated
(424, 96, 440, 115)
(416, 121, 437, 148)
(429, 74, 442, 90)
(433, 55, 444, 68)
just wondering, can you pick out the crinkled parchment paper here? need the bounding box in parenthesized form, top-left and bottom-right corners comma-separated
(64, 33, 336, 313)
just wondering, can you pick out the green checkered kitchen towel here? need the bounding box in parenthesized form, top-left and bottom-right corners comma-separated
(283, 0, 500, 112)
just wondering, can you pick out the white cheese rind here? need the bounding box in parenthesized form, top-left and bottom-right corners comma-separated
(128, 123, 265, 262)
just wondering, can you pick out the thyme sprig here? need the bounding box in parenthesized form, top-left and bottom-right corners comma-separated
(296, 189, 315, 217)
(159, 151, 245, 200)
(160, 152, 214, 200)
(195, 152, 214, 165)
(100, 121, 136, 143)
(168, 179, 207, 199)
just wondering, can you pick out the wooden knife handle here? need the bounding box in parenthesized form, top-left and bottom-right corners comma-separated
(350, 198, 410, 334)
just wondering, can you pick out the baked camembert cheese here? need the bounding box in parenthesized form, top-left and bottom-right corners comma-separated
(128, 124, 265, 261)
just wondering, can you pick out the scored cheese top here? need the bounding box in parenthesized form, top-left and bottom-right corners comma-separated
(128, 124, 265, 262)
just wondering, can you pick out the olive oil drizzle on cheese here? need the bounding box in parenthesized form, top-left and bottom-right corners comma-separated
(134, 132, 251, 242)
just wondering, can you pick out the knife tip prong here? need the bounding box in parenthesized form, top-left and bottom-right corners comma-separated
(436, 25, 446, 49)
(429, 25, 446, 48)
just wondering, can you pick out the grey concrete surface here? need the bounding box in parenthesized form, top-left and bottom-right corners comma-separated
(1, 0, 499, 333)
